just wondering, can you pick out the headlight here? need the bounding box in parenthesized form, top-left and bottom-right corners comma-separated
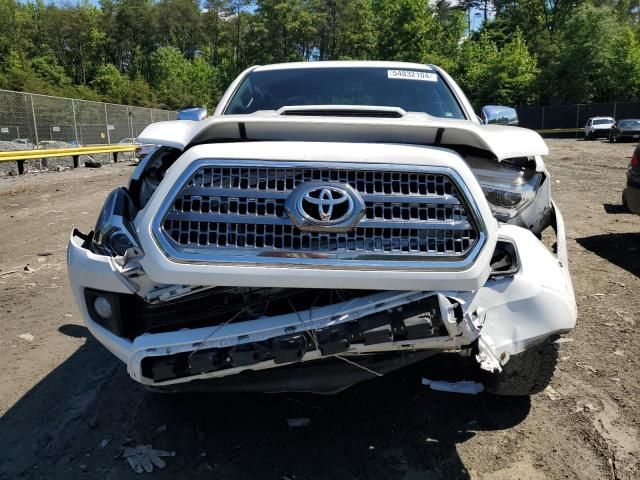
(92, 188, 142, 257)
(466, 156, 543, 222)
(481, 173, 541, 221)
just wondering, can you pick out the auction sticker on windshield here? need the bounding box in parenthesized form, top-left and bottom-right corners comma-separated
(387, 70, 438, 82)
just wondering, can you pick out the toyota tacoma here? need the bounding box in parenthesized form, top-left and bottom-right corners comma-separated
(68, 62, 576, 396)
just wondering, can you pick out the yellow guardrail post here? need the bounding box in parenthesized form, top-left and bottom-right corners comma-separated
(0, 144, 138, 174)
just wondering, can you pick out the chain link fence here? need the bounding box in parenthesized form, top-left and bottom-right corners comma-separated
(517, 101, 640, 136)
(0, 89, 177, 149)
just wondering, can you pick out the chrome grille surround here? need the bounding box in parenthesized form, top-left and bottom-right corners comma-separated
(152, 160, 487, 271)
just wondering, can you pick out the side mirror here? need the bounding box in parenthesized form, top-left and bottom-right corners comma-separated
(176, 107, 208, 121)
(481, 105, 519, 126)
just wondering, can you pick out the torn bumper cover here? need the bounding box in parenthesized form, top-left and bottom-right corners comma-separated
(67, 202, 575, 392)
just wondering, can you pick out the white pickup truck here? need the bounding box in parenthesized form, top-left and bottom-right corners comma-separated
(67, 61, 576, 396)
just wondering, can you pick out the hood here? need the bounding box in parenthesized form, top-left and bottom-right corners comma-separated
(138, 111, 549, 161)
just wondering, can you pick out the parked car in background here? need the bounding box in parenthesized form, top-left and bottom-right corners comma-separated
(584, 117, 614, 140)
(609, 119, 640, 143)
(11, 138, 33, 146)
(623, 145, 640, 213)
(67, 140, 82, 147)
(37, 140, 61, 149)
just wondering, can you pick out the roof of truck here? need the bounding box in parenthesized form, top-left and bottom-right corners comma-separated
(252, 61, 436, 72)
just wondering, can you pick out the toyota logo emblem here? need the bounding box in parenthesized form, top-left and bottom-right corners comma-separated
(304, 187, 350, 221)
(285, 182, 365, 232)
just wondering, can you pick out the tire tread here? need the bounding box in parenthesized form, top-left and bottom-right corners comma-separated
(484, 342, 558, 396)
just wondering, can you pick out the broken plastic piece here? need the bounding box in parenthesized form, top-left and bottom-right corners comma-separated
(422, 378, 484, 395)
(403, 313, 434, 340)
(362, 324, 392, 345)
(287, 417, 311, 428)
(317, 326, 350, 355)
(476, 335, 503, 373)
(273, 334, 307, 364)
(554, 337, 574, 344)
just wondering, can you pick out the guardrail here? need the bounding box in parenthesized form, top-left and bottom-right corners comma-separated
(0, 144, 139, 174)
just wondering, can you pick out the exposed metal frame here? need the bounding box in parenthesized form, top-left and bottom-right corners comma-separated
(150, 159, 488, 271)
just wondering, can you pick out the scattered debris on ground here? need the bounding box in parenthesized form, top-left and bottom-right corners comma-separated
(545, 386, 562, 401)
(422, 378, 484, 395)
(84, 159, 102, 168)
(117, 444, 176, 474)
(286, 418, 311, 428)
(576, 362, 598, 374)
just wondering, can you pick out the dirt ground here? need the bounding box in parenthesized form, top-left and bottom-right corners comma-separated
(0, 139, 638, 480)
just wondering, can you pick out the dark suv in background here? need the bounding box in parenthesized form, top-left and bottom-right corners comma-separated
(623, 146, 640, 213)
(609, 119, 640, 143)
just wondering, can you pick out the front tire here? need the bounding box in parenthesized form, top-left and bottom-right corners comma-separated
(483, 342, 558, 396)
(622, 190, 630, 211)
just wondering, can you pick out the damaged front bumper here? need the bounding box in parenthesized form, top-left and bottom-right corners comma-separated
(67, 202, 575, 393)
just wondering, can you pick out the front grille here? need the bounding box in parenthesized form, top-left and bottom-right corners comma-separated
(157, 162, 483, 264)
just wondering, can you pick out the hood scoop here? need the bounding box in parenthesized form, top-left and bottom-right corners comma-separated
(276, 105, 406, 118)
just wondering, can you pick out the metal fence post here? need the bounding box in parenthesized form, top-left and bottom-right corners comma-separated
(29, 94, 42, 169)
(576, 104, 580, 139)
(541, 106, 545, 130)
(104, 103, 111, 145)
(30, 94, 39, 146)
(613, 102, 617, 119)
(71, 99, 79, 145)
(128, 108, 134, 140)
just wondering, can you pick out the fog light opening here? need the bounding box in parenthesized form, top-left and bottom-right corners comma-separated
(93, 296, 113, 319)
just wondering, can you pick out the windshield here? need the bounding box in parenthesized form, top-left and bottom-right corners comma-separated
(619, 119, 640, 128)
(224, 67, 466, 119)
(593, 119, 614, 125)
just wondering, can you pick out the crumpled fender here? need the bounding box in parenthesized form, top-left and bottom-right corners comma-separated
(460, 215, 576, 362)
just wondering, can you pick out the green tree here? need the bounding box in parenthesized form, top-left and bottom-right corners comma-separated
(156, 0, 203, 59)
(310, 0, 375, 60)
(423, 0, 467, 71)
(372, 0, 436, 62)
(42, 2, 105, 85)
(246, 0, 316, 63)
(543, 4, 640, 103)
(456, 31, 539, 106)
(149, 47, 218, 108)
